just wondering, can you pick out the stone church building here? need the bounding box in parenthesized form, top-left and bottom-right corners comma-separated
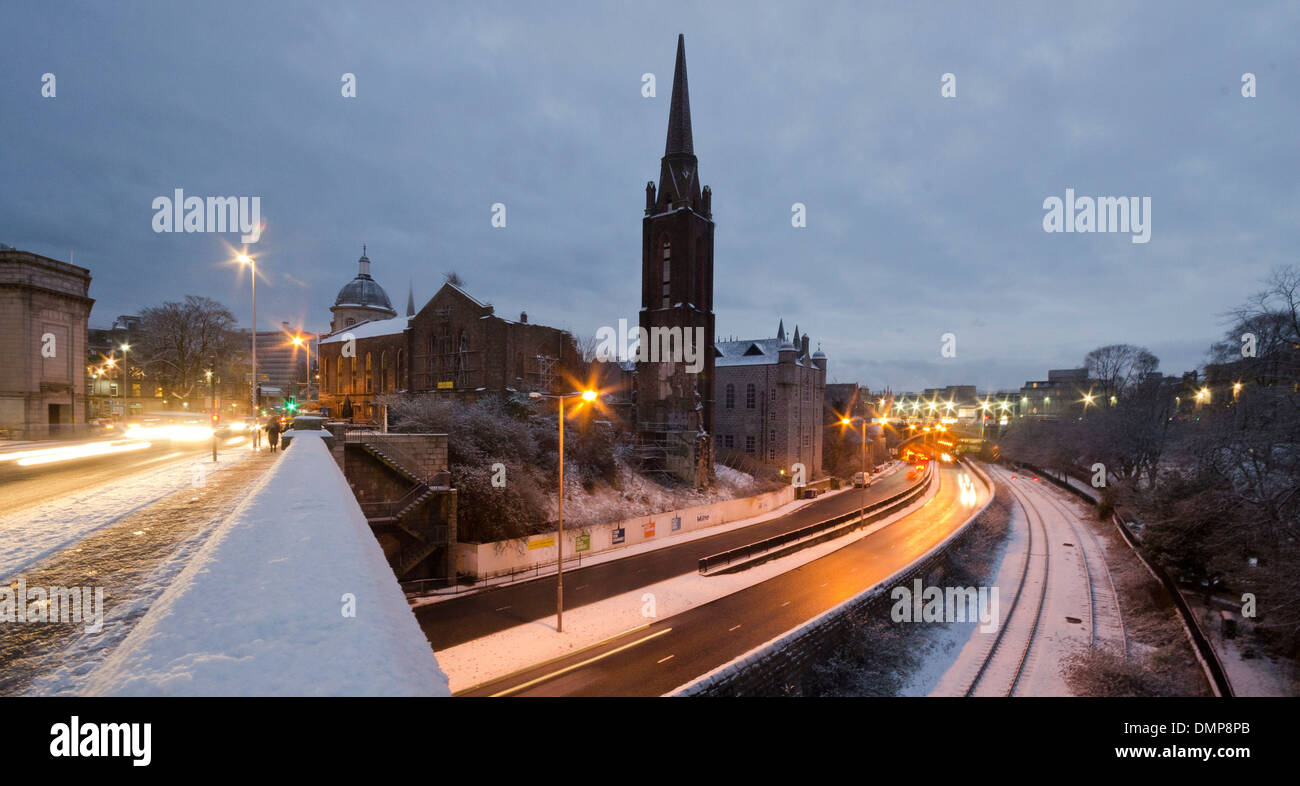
(714, 321, 826, 476)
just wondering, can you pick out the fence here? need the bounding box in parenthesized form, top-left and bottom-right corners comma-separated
(698, 462, 934, 573)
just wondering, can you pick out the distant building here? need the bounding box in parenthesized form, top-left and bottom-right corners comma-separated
(714, 320, 826, 476)
(1018, 368, 1090, 420)
(239, 322, 314, 404)
(0, 247, 94, 439)
(317, 257, 578, 422)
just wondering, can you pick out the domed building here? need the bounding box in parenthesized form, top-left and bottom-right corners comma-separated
(329, 246, 397, 333)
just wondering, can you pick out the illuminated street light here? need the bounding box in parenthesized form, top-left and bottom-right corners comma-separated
(528, 387, 600, 633)
(236, 251, 258, 419)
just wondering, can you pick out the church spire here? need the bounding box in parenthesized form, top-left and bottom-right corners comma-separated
(406, 279, 415, 317)
(777, 319, 786, 341)
(665, 33, 693, 156)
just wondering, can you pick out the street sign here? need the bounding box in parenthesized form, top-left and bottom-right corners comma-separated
(528, 535, 555, 550)
(575, 532, 590, 552)
(611, 527, 625, 545)
(643, 521, 655, 538)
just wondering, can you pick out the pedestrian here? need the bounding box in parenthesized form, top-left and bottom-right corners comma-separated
(266, 417, 282, 453)
(252, 416, 262, 451)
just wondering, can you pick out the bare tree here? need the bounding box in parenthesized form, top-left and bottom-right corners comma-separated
(138, 295, 243, 403)
(1084, 344, 1159, 399)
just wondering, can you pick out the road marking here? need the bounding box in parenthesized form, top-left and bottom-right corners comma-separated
(820, 583, 827, 587)
(657, 655, 675, 664)
(729, 624, 741, 632)
(495, 605, 511, 612)
(781, 601, 791, 607)
(489, 628, 673, 697)
(574, 585, 587, 590)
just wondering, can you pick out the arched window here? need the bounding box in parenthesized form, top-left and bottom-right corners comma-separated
(379, 351, 388, 393)
(349, 356, 357, 392)
(725, 383, 735, 409)
(396, 349, 404, 389)
(746, 383, 756, 409)
(365, 352, 373, 393)
(661, 237, 671, 308)
(334, 357, 341, 394)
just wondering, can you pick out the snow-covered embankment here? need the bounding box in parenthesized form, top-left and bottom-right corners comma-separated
(83, 432, 450, 696)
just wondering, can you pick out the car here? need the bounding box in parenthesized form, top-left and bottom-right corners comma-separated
(852, 471, 870, 488)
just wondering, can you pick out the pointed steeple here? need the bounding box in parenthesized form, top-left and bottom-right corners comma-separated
(406, 279, 415, 317)
(777, 319, 786, 341)
(665, 34, 693, 156)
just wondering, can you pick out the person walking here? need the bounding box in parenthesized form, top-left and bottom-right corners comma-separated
(252, 415, 262, 451)
(265, 417, 282, 453)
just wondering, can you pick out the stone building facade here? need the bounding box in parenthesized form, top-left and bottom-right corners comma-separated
(714, 321, 826, 477)
(0, 247, 94, 439)
(317, 275, 578, 422)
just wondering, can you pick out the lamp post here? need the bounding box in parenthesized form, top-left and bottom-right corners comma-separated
(237, 253, 258, 417)
(119, 342, 130, 423)
(529, 387, 598, 634)
(840, 414, 869, 522)
(292, 334, 310, 406)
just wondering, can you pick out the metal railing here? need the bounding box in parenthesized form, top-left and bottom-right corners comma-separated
(698, 462, 935, 573)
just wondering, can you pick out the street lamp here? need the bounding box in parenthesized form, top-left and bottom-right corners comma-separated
(529, 387, 599, 633)
(840, 415, 869, 523)
(237, 252, 258, 417)
(120, 343, 131, 422)
(291, 334, 311, 405)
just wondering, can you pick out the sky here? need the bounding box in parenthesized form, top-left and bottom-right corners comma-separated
(3, 1, 1297, 391)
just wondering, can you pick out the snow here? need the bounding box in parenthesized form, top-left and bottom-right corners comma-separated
(82, 432, 449, 696)
(318, 315, 409, 343)
(0, 449, 251, 580)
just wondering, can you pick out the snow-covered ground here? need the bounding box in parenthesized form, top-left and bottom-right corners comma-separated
(81, 432, 449, 697)
(435, 466, 939, 693)
(0, 449, 251, 580)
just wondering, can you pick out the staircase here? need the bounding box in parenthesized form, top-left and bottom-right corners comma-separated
(352, 438, 450, 579)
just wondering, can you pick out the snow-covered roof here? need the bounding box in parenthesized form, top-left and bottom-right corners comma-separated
(715, 337, 815, 368)
(320, 315, 410, 344)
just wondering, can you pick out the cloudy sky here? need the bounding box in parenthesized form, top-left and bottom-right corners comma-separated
(4, 1, 1296, 391)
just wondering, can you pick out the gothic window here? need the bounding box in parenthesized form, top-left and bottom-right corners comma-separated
(365, 353, 373, 393)
(746, 383, 756, 409)
(379, 351, 388, 393)
(725, 383, 735, 409)
(350, 355, 357, 392)
(661, 238, 672, 308)
(396, 349, 404, 389)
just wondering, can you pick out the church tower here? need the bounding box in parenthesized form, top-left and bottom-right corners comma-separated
(636, 34, 716, 487)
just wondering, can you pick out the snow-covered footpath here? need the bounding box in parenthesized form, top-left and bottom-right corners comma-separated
(0, 450, 250, 579)
(82, 432, 449, 696)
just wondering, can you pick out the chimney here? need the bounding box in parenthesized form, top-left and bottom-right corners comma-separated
(520, 311, 528, 324)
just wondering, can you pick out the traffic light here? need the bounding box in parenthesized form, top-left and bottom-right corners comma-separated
(285, 397, 297, 413)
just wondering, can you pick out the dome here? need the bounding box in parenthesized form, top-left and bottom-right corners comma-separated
(332, 250, 395, 313)
(334, 275, 394, 311)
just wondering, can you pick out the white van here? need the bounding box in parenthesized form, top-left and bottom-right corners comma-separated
(852, 471, 870, 488)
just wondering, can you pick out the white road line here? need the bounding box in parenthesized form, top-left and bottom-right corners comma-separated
(489, 628, 673, 697)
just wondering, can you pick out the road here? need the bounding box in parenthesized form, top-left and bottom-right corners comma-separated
(458, 463, 985, 696)
(0, 441, 232, 516)
(417, 467, 919, 650)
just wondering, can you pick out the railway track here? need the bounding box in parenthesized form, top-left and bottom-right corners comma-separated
(964, 465, 1049, 696)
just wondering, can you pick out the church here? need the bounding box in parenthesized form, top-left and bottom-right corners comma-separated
(634, 34, 717, 488)
(631, 36, 826, 485)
